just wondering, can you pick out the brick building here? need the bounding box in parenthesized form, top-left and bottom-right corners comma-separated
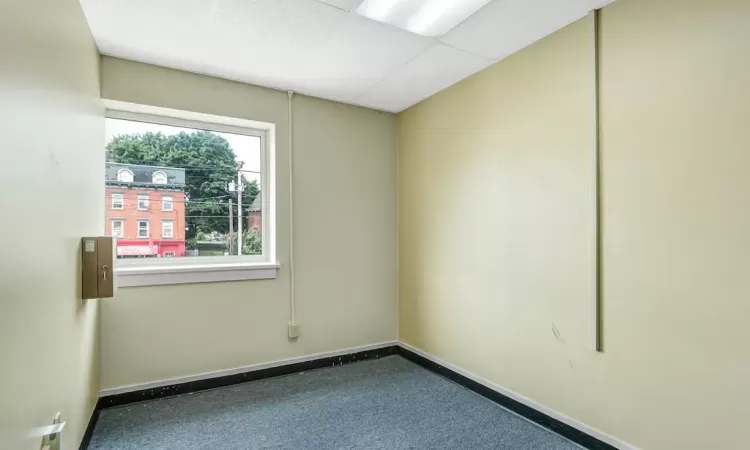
(247, 195, 262, 232)
(105, 162, 187, 258)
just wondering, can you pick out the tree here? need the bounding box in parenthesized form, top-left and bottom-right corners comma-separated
(107, 131, 259, 238)
(243, 228, 262, 255)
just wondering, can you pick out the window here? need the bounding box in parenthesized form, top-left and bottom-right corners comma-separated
(117, 169, 134, 182)
(104, 103, 276, 286)
(162, 220, 174, 239)
(137, 220, 149, 238)
(152, 171, 168, 184)
(164, 252, 175, 258)
(111, 193, 124, 210)
(162, 195, 173, 211)
(111, 220, 124, 238)
(137, 194, 149, 210)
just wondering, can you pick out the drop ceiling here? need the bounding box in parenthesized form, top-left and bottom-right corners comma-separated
(80, 0, 614, 113)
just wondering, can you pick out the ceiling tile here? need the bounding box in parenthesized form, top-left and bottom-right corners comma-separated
(82, 0, 349, 85)
(440, 0, 596, 61)
(290, 15, 433, 103)
(314, 0, 363, 11)
(357, 43, 491, 112)
(81, 0, 431, 106)
(355, 0, 493, 37)
(81, 0, 618, 112)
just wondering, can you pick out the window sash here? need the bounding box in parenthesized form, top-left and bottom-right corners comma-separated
(162, 221, 174, 238)
(111, 220, 124, 238)
(152, 171, 168, 184)
(111, 194, 124, 209)
(137, 195, 149, 210)
(162, 196, 173, 211)
(137, 221, 149, 238)
(117, 169, 134, 182)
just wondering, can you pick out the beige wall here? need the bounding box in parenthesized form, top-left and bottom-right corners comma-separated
(99, 57, 398, 390)
(0, 1, 102, 449)
(398, 0, 750, 449)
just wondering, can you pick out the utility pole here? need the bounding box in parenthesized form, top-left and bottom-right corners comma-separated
(228, 198, 234, 255)
(237, 171, 243, 256)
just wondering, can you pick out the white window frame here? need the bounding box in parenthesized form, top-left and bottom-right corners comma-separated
(137, 194, 149, 210)
(161, 195, 173, 212)
(152, 171, 168, 184)
(111, 193, 124, 210)
(117, 169, 134, 182)
(104, 100, 278, 287)
(111, 219, 124, 238)
(162, 220, 174, 239)
(137, 220, 149, 239)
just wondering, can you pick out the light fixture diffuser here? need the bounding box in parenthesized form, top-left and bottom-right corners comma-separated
(356, 0, 492, 37)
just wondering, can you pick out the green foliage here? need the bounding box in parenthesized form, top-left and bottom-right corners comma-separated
(243, 228, 262, 255)
(107, 131, 259, 237)
(219, 229, 261, 256)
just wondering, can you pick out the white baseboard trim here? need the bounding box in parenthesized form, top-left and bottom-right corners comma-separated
(99, 341, 398, 397)
(397, 342, 639, 450)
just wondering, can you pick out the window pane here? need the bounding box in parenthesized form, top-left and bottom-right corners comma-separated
(111, 193, 123, 209)
(162, 221, 174, 238)
(152, 171, 168, 184)
(162, 196, 173, 211)
(117, 169, 133, 182)
(137, 221, 149, 238)
(137, 194, 149, 210)
(105, 117, 263, 259)
(111, 220, 123, 238)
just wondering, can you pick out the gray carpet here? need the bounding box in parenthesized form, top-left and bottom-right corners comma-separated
(89, 355, 580, 449)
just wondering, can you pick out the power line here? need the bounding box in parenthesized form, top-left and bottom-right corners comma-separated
(105, 160, 262, 174)
(104, 196, 262, 206)
(104, 176, 262, 185)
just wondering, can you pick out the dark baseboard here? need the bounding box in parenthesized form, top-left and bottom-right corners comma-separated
(78, 398, 103, 450)
(396, 346, 617, 450)
(81, 343, 613, 450)
(97, 345, 399, 410)
(80, 345, 398, 449)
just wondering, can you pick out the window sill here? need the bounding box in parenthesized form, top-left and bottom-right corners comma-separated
(116, 262, 279, 287)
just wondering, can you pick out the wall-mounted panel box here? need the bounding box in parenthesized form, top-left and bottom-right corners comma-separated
(82, 237, 117, 299)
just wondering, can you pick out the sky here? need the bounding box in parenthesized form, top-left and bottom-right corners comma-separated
(105, 118, 261, 184)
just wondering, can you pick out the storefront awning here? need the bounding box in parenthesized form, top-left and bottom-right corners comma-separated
(117, 245, 158, 256)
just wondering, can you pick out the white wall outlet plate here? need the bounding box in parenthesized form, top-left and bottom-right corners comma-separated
(288, 323, 300, 339)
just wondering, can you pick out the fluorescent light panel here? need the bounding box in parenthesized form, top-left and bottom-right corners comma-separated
(356, 0, 493, 37)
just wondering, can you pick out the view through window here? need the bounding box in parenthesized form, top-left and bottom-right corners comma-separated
(104, 117, 263, 260)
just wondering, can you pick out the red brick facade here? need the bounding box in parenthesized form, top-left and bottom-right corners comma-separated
(105, 187, 186, 258)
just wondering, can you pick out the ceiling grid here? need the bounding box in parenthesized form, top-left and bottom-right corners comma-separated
(81, 0, 615, 112)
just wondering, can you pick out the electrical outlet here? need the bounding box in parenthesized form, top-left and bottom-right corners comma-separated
(288, 322, 300, 339)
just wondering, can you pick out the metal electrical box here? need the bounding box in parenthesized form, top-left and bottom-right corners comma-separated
(81, 237, 117, 299)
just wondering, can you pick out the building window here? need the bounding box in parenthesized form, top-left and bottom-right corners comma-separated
(117, 169, 134, 182)
(152, 171, 168, 184)
(104, 106, 276, 285)
(111, 220, 124, 238)
(162, 220, 174, 239)
(137, 220, 149, 238)
(164, 252, 175, 258)
(162, 195, 173, 212)
(137, 194, 149, 210)
(111, 193, 124, 210)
